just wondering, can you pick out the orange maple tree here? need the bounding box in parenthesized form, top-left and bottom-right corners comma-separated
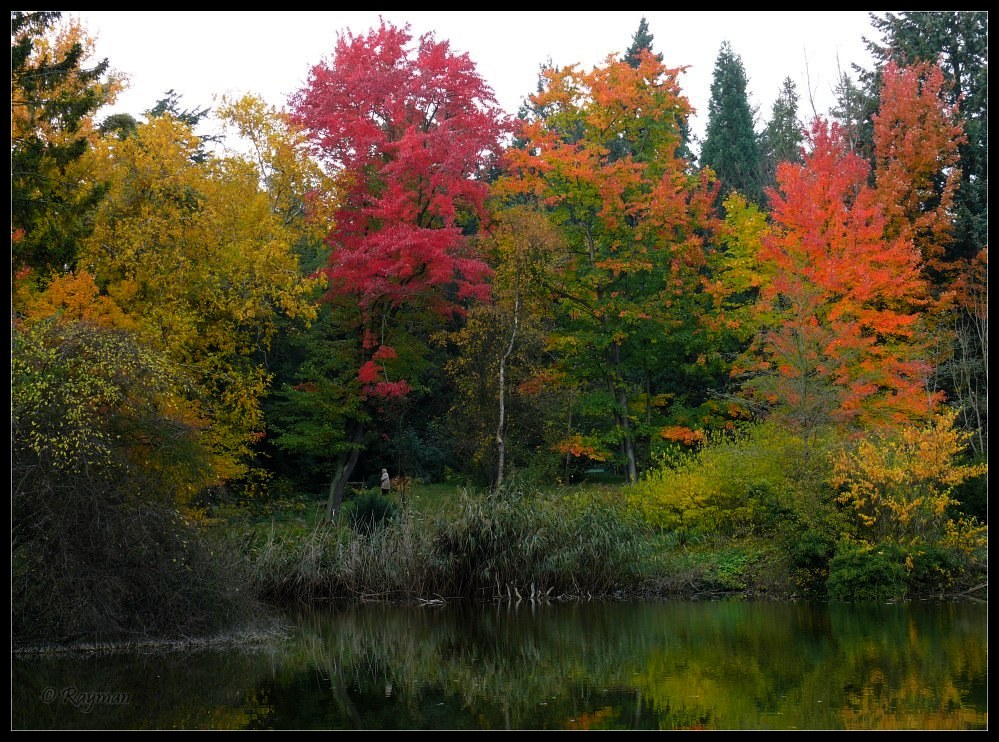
(741, 118, 938, 436)
(496, 50, 720, 481)
(872, 60, 965, 287)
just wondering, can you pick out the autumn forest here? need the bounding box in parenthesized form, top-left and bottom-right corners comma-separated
(11, 12, 987, 648)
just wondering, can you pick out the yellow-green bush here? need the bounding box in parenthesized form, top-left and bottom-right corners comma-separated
(629, 422, 841, 539)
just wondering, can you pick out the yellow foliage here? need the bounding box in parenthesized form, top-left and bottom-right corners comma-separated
(829, 408, 987, 544)
(629, 433, 759, 534)
(78, 112, 326, 486)
(215, 94, 340, 245)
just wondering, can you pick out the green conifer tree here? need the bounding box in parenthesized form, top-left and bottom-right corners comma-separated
(11, 11, 114, 274)
(699, 41, 763, 205)
(759, 77, 804, 195)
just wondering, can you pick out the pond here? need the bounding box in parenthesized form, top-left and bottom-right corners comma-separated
(12, 598, 987, 730)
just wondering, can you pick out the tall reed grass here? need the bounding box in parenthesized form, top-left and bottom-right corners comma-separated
(250, 484, 655, 604)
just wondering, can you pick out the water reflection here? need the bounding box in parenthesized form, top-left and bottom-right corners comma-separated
(12, 600, 987, 730)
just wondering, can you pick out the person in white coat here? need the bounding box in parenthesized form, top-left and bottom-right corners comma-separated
(380, 468, 391, 494)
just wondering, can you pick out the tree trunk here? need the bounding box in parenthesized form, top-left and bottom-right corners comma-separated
(617, 386, 638, 483)
(496, 288, 520, 490)
(324, 420, 364, 522)
(611, 342, 638, 484)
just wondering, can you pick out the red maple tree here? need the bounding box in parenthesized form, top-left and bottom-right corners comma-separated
(288, 19, 508, 516)
(291, 19, 506, 351)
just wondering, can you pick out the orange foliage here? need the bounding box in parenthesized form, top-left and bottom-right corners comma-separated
(564, 707, 615, 731)
(12, 269, 134, 330)
(659, 425, 707, 446)
(553, 434, 609, 462)
(873, 61, 964, 281)
(748, 119, 939, 433)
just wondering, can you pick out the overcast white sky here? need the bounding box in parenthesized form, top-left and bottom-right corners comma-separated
(72, 11, 878, 151)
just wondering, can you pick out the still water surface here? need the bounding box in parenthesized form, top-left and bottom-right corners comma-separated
(12, 599, 987, 730)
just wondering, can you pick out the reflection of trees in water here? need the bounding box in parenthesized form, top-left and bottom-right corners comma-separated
(825, 602, 990, 730)
(13, 601, 988, 730)
(279, 600, 987, 730)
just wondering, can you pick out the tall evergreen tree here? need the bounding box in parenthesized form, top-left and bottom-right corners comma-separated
(759, 77, 803, 195)
(146, 88, 221, 162)
(622, 16, 662, 68)
(829, 68, 878, 160)
(699, 41, 763, 205)
(11, 11, 114, 275)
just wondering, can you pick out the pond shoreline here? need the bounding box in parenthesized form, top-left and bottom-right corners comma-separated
(11, 620, 291, 658)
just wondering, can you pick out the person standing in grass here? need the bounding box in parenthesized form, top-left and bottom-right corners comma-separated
(380, 468, 391, 494)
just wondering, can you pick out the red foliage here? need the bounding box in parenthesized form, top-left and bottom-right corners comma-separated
(371, 344, 398, 361)
(290, 18, 507, 318)
(367, 380, 412, 400)
(357, 361, 380, 385)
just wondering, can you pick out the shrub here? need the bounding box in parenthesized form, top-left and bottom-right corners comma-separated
(826, 541, 908, 602)
(902, 544, 964, 596)
(829, 408, 988, 545)
(11, 319, 270, 648)
(629, 421, 841, 539)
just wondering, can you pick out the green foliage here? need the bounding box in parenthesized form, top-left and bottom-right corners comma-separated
(699, 41, 764, 205)
(622, 16, 662, 68)
(702, 548, 752, 591)
(948, 465, 987, 522)
(825, 536, 979, 602)
(759, 76, 803, 190)
(10, 11, 114, 273)
(264, 304, 368, 484)
(249, 484, 654, 602)
(826, 534, 985, 600)
(826, 541, 908, 602)
(436, 486, 651, 597)
(788, 528, 835, 571)
(901, 544, 964, 596)
(499, 52, 721, 483)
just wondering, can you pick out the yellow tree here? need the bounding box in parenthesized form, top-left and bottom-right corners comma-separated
(215, 94, 340, 250)
(76, 107, 325, 491)
(830, 407, 987, 549)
